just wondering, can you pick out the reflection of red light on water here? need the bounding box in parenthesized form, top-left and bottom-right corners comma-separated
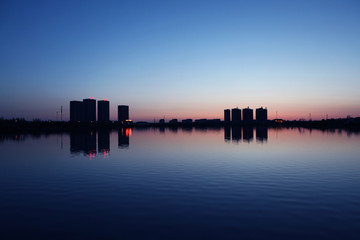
(89, 151, 96, 160)
(125, 128, 132, 137)
(103, 149, 109, 159)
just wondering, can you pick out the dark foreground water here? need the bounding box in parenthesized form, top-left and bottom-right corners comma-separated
(1, 127, 360, 239)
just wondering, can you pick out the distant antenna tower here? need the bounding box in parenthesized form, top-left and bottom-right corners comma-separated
(56, 111, 58, 121)
(61, 106, 63, 121)
(309, 113, 312, 121)
(276, 111, 278, 119)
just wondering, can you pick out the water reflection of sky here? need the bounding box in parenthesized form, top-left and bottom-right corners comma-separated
(0, 128, 360, 239)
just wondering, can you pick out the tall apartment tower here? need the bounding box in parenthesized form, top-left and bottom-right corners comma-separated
(256, 107, 268, 122)
(70, 101, 84, 122)
(243, 107, 253, 121)
(224, 109, 230, 123)
(83, 98, 96, 122)
(232, 108, 241, 123)
(98, 100, 110, 122)
(118, 105, 129, 123)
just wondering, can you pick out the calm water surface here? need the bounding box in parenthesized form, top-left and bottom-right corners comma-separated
(1, 127, 360, 239)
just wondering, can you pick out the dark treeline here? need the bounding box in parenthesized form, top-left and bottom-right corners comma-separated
(0, 117, 359, 134)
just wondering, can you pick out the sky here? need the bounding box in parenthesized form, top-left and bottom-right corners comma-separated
(0, 0, 359, 121)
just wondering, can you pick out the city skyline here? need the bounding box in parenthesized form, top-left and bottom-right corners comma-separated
(1, 1, 359, 121)
(69, 97, 271, 123)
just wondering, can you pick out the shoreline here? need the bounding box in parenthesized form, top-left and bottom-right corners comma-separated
(1, 118, 359, 134)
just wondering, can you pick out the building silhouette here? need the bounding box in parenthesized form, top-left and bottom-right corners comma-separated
(98, 100, 110, 122)
(70, 101, 84, 122)
(195, 119, 207, 123)
(224, 109, 230, 123)
(169, 119, 178, 124)
(232, 108, 241, 123)
(83, 98, 96, 122)
(256, 107, 267, 122)
(182, 119, 192, 123)
(243, 107, 253, 122)
(118, 105, 129, 123)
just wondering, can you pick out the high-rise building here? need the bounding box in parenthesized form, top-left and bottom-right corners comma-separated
(83, 98, 96, 122)
(169, 119, 178, 124)
(243, 107, 253, 121)
(232, 108, 241, 123)
(118, 105, 129, 123)
(98, 100, 110, 122)
(70, 101, 84, 122)
(224, 109, 230, 123)
(256, 107, 268, 122)
(182, 119, 192, 123)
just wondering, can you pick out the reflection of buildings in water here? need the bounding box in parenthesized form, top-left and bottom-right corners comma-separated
(223, 127, 268, 144)
(195, 126, 221, 133)
(256, 127, 268, 142)
(224, 126, 231, 142)
(0, 134, 26, 142)
(118, 128, 131, 148)
(194, 127, 207, 133)
(243, 127, 254, 142)
(98, 129, 110, 158)
(181, 127, 193, 133)
(232, 126, 241, 143)
(168, 127, 178, 133)
(70, 131, 96, 157)
(70, 130, 113, 158)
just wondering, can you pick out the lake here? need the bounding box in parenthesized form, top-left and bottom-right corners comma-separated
(1, 127, 360, 239)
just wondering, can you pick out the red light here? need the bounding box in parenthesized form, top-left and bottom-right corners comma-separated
(89, 151, 96, 160)
(103, 150, 109, 158)
(125, 128, 132, 137)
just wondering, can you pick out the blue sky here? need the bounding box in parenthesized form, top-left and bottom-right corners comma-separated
(0, 0, 359, 121)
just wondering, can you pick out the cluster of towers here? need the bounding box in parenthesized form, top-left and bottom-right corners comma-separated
(70, 98, 129, 123)
(224, 107, 267, 123)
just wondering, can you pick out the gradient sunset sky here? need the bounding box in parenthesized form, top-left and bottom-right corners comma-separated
(1, 0, 359, 121)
